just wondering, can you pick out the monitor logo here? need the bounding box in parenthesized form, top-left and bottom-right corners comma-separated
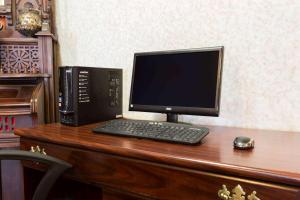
(166, 107, 172, 111)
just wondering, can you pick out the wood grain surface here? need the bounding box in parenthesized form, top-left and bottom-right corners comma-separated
(20, 138, 300, 200)
(15, 122, 300, 188)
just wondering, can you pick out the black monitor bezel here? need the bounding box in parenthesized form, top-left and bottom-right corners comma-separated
(129, 46, 224, 117)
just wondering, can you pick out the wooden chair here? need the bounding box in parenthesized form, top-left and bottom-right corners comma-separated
(0, 150, 72, 200)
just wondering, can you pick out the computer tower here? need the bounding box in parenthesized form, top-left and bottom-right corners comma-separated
(59, 66, 122, 126)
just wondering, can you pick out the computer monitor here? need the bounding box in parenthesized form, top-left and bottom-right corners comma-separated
(129, 46, 224, 123)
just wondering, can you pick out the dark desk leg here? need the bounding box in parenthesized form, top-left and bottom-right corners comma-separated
(1, 160, 25, 200)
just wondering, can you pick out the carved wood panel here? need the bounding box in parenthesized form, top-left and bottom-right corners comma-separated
(0, 44, 40, 73)
(0, 0, 55, 122)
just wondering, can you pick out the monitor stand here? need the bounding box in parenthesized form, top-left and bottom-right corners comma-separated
(167, 113, 178, 123)
(166, 113, 193, 125)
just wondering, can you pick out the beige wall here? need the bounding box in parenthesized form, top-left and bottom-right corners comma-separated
(55, 0, 300, 132)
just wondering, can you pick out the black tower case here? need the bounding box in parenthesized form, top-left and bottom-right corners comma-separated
(59, 66, 122, 126)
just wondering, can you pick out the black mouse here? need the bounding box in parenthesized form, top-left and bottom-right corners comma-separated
(233, 136, 254, 149)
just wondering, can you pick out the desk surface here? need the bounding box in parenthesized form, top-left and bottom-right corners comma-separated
(15, 122, 300, 187)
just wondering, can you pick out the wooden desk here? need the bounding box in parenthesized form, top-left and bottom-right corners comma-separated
(15, 122, 300, 199)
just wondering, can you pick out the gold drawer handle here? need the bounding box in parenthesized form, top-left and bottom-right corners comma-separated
(218, 184, 260, 200)
(30, 145, 47, 155)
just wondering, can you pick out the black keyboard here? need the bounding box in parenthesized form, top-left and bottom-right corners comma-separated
(93, 119, 209, 145)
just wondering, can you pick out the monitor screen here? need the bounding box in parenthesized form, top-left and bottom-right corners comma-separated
(129, 47, 224, 118)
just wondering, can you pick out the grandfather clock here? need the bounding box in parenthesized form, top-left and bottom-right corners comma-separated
(0, 0, 57, 127)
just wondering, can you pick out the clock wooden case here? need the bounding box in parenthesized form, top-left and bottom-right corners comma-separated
(0, 0, 57, 127)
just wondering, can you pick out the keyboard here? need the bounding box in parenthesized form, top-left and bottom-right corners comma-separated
(93, 119, 209, 145)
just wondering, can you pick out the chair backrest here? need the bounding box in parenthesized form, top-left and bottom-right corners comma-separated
(0, 150, 72, 200)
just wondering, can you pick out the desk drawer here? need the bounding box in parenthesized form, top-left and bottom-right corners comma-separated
(21, 138, 300, 200)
